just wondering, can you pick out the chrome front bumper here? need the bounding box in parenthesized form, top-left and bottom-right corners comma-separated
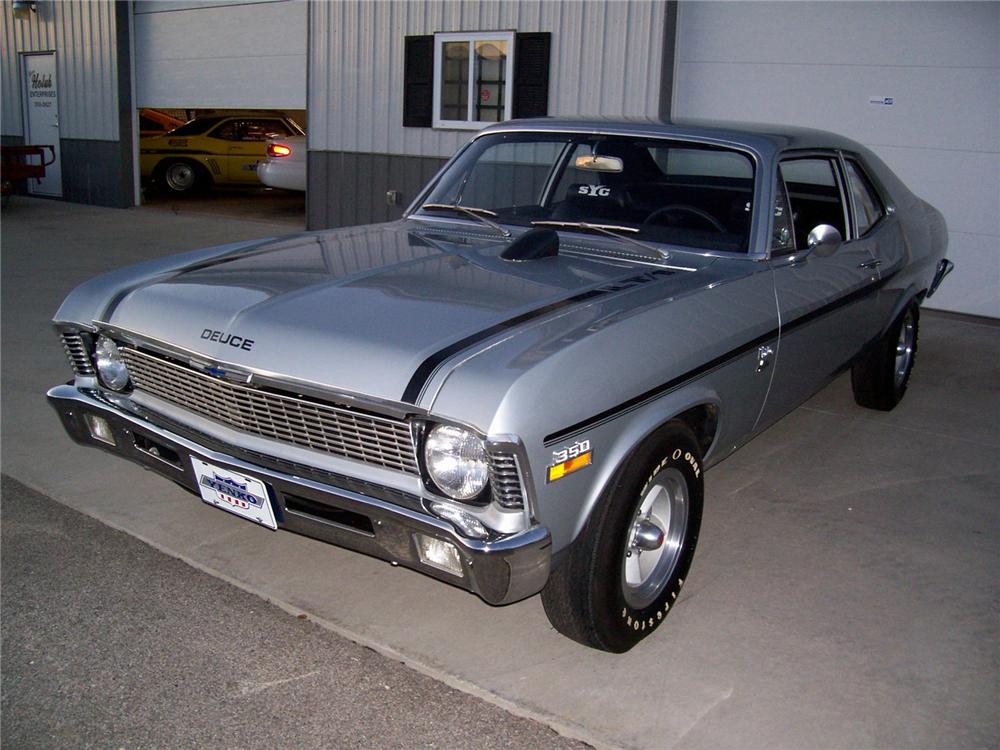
(47, 384, 552, 605)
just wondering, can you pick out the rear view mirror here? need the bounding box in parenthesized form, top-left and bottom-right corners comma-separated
(807, 224, 843, 257)
(574, 155, 623, 173)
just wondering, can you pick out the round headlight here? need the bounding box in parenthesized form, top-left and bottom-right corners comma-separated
(423, 424, 489, 501)
(94, 336, 130, 391)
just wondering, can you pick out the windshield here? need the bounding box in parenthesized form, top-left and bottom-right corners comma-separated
(419, 132, 756, 254)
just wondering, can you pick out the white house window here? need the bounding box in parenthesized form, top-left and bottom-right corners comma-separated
(433, 31, 515, 130)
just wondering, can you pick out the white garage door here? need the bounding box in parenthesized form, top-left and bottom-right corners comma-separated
(134, 0, 306, 110)
(673, 1, 998, 318)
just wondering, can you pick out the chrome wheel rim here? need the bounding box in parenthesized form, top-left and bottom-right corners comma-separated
(622, 467, 688, 610)
(894, 310, 915, 388)
(165, 163, 195, 191)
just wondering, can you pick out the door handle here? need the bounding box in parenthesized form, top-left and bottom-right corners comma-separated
(858, 259, 882, 270)
(756, 345, 774, 373)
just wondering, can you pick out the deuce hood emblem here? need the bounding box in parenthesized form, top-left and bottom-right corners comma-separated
(201, 328, 255, 351)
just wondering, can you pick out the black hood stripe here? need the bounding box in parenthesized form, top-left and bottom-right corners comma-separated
(544, 270, 897, 444)
(401, 289, 605, 405)
(400, 271, 670, 405)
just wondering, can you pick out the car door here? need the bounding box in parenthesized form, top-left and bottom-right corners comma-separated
(756, 152, 882, 430)
(204, 119, 240, 182)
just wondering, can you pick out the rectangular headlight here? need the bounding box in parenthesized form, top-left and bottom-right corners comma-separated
(84, 414, 115, 445)
(415, 534, 463, 577)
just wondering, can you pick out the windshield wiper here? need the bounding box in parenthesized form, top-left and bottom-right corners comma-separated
(531, 220, 671, 261)
(418, 203, 512, 239)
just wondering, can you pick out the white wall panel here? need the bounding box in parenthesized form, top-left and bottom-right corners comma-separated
(918, 233, 1000, 319)
(674, 1, 1000, 317)
(309, 0, 666, 157)
(134, 0, 306, 108)
(676, 1, 998, 68)
(1, 0, 119, 140)
(872, 148, 999, 240)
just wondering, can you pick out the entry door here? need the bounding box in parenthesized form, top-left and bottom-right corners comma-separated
(756, 154, 880, 429)
(21, 52, 62, 197)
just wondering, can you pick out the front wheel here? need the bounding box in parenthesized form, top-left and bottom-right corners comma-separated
(851, 303, 919, 411)
(541, 422, 704, 652)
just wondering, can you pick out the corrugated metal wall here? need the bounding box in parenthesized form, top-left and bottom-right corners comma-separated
(1, 0, 120, 140)
(309, 0, 666, 157)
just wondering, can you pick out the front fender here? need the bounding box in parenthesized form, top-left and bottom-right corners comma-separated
(52, 238, 276, 328)
(549, 385, 722, 552)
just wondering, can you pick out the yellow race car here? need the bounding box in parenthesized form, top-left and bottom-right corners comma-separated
(140, 113, 305, 194)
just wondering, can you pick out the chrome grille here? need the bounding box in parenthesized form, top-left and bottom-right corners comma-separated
(61, 332, 95, 375)
(120, 348, 419, 474)
(488, 452, 524, 509)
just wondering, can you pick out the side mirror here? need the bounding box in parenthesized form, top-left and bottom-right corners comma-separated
(807, 224, 843, 257)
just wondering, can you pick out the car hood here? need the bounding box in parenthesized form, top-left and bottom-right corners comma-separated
(105, 221, 714, 406)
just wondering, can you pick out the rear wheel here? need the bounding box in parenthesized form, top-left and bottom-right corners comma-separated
(157, 159, 207, 195)
(851, 303, 919, 411)
(541, 421, 703, 652)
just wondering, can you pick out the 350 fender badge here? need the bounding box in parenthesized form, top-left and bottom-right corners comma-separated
(201, 328, 255, 351)
(547, 439, 593, 483)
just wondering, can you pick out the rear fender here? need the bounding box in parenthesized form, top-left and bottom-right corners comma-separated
(878, 284, 923, 343)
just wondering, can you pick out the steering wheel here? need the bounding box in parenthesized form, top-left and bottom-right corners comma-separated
(644, 204, 726, 233)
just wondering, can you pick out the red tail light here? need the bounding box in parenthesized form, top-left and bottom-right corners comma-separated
(267, 143, 292, 157)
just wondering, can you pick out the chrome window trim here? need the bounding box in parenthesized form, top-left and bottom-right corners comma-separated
(838, 151, 892, 239)
(767, 149, 853, 259)
(405, 128, 766, 261)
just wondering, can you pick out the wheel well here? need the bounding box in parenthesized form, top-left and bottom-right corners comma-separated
(672, 403, 718, 458)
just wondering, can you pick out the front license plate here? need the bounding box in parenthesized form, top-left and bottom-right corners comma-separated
(191, 458, 277, 530)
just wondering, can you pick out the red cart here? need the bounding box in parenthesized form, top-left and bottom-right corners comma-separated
(1, 144, 56, 206)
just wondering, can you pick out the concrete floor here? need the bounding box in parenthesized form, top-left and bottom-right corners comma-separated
(2, 476, 588, 750)
(2, 197, 998, 749)
(140, 184, 306, 228)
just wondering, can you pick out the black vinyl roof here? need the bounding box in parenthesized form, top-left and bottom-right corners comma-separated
(483, 117, 867, 158)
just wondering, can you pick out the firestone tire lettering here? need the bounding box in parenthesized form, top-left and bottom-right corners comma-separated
(541, 420, 704, 652)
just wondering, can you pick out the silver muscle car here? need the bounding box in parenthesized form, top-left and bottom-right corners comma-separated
(48, 119, 952, 652)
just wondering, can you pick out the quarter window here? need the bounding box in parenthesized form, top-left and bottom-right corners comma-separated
(845, 159, 885, 236)
(433, 32, 515, 130)
(778, 157, 849, 251)
(771, 175, 795, 253)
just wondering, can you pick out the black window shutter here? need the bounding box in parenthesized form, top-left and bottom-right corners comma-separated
(512, 32, 551, 119)
(403, 35, 434, 127)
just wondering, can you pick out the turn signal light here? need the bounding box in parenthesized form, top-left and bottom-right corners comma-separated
(267, 143, 292, 157)
(546, 451, 592, 483)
